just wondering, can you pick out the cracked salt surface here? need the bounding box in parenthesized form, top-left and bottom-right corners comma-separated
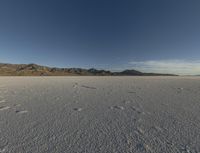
(0, 76, 200, 153)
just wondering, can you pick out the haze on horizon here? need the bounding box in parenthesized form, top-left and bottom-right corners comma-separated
(0, 0, 200, 75)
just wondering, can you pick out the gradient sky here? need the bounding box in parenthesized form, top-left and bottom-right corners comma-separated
(0, 0, 200, 74)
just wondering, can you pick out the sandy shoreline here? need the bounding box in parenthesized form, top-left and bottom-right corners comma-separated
(0, 76, 200, 153)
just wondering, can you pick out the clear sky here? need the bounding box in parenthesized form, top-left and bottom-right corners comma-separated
(0, 0, 200, 74)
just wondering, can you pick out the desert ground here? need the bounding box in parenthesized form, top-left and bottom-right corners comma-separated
(0, 76, 200, 153)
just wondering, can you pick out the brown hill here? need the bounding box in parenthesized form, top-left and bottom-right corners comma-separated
(0, 63, 177, 76)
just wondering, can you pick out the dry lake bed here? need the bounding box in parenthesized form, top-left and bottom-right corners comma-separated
(0, 76, 200, 153)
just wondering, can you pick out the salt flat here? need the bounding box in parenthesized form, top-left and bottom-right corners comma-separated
(0, 76, 200, 153)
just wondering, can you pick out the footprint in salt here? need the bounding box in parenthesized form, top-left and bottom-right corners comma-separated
(74, 100, 78, 103)
(15, 110, 28, 114)
(13, 104, 21, 107)
(73, 83, 78, 88)
(0, 146, 7, 153)
(0, 99, 6, 103)
(136, 127, 145, 135)
(128, 91, 136, 94)
(123, 100, 131, 104)
(131, 106, 143, 114)
(81, 85, 96, 90)
(136, 143, 152, 152)
(177, 87, 184, 93)
(110, 106, 125, 110)
(0, 106, 10, 111)
(73, 108, 83, 112)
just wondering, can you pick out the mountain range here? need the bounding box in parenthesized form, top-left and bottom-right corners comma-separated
(0, 63, 177, 76)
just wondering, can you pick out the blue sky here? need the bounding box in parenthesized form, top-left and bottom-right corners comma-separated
(0, 0, 200, 74)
